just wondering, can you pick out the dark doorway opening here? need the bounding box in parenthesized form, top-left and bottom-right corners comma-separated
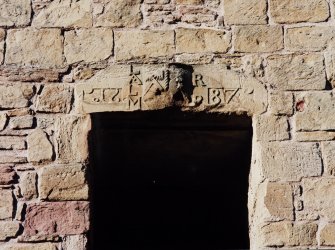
(89, 110, 252, 250)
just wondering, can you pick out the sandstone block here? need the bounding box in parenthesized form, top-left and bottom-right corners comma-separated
(0, 189, 14, 220)
(19, 172, 37, 200)
(325, 52, 335, 88)
(0, 0, 31, 27)
(115, 30, 175, 61)
(0, 137, 26, 150)
(234, 25, 283, 53)
(33, 0, 92, 28)
(261, 142, 322, 181)
(0, 221, 20, 241)
(296, 131, 335, 142)
(295, 92, 335, 131)
(94, 0, 142, 28)
(255, 115, 289, 141)
(176, 28, 231, 54)
(6, 29, 64, 68)
(0, 84, 35, 109)
(269, 0, 329, 23)
(266, 54, 326, 90)
(27, 129, 53, 163)
(9, 116, 34, 130)
(62, 235, 88, 250)
(39, 164, 88, 201)
(24, 202, 89, 237)
(320, 223, 335, 246)
(0, 29, 4, 64)
(0, 112, 7, 131)
(0, 151, 27, 164)
(286, 26, 335, 52)
(322, 142, 335, 176)
(176, 0, 204, 4)
(0, 165, 15, 185)
(2, 243, 57, 250)
(36, 85, 73, 113)
(64, 28, 113, 64)
(290, 223, 318, 246)
(269, 91, 294, 115)
(224, 0, 267, 25)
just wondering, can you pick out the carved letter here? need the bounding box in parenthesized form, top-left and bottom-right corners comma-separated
(194, 74, 206, 87)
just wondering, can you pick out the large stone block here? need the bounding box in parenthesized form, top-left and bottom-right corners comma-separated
(65, 28, 113, 64)
(223, 0, 267, 25)
(255, 115, 289, 141)
(320, 223, 335, 246)
(94, 0, 142, 27)
(261, 142, 322, 181)
(0, 84, 35, 109)
(27, 129, 53, 163)
(33, 0, 92, 28)
(39, 164, 88, 201)
(269, 0, 329, 23)
(295, 91, 335, 131)
(2, 243, 57, 250)
(0, 0, 31, 27)
(24, 202, 89, 237)
(6, 29, 64, 68)
(0, 189, 14, 220)
(266, 54, 326, 90)
(114, 30, 175, 61)
(0, 221, 20, 241)
(176, 28, 231, 54)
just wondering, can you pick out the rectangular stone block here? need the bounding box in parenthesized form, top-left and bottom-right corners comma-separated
(0, 189, 14, 220)
(64, 28, 113, 64)
(19, 172, 37, 200)
(234, 25, 283, 53)
(0, 136, 26, 150)
(24, 202, 89, 237)
(114, 30, 175, 61)
(322, 142, 335, 176)
(269, 0, 329, 23)
(0, 0, 31, 27)
(255, 115, 289, 141)
(269, 91, 294, 115)
(0, 165, 15, 185)
(0, 221, 20, 241)
(39, 164, 88, 201)
(320, 223, 335, 246)
(296, 131, 335, 142)
(0, 84, 35, 109)
(2, 243, 57, 250)
(0, 151, 27, 164)
(223, 0, 267, 25)
(6, 29, 64, 68)
(9, 116, 34, 130)
(261, 142, 322, 181)
(0, 29, 4, 64)
(176, 28, 231, 54)
(266, 54, 326, 90)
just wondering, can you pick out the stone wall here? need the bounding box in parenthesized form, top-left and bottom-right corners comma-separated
(0, 0, 335, 249)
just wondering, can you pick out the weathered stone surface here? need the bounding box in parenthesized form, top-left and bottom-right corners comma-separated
(62, 235, 88, 250)
(266, 54, 326, 90)
(325, 52, 335, 88)
(0, 221, 20, 241)
(114, 30, 175, 61)
(234, 25, 283, 53)
(223, 0, 267, 25)
(9, 116, 34, 130)
(19, 172, 37, 200)
(0, 151, 27, 164)
(6, 29, 64, 68)
(0, 67, 62, 83)
(320, 223, 335, 246)
(0, 136, 26, 150)
(0, 84, 35, 109)
(55, 116, 91, 163)
(0, 165, 15, 185)
(261, 142, 322, 181)
(36, 85, 73, 113)
(24, 202, 89, 236)
(302, 178, 335, 221)
(27, 129, 53, 163)
(290, 223, 318, 246)
(296, 131, 335, 142)
(286, 26, 335, 52)
(0, 29, 4, 64)
(264, 182, 294, 221)
(295, 92, 335, 131)
(176, 28, 231, 54)
(94, 0, 142, 28)
(269, 91, 294, 115)
(39, 164, 88, 201)
(0, 189, 13, 219)
(33, 0, 92, 28)
(2, 243, 57, 250)
(269, 0, 329, 23)
(255, 115, 289, 141)
(64, 28, 113, 64)
(176, 0, 204, 4)
(322, 142, 335, 176)
(0, 112, 7, 131)
(0, 0, 31, 27)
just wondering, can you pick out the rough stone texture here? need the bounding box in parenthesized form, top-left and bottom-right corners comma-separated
(322, 142, 335, 176)
(0, 29, 4, 64)
(114, 30, 175, 61)
(266, 54, 326, 90)
(19, 172, 37, 200)
(0, 221, 20, 241)
(255, 115, 289, 141)
(0, 189, 14, 220)
(325, 52, 335, 88)
(1, 243, 57, 250)
(223, 0, 267, 25)
(296, 131, 335, 142)
(0, 136, 26, 150)
(9, 116, 34, 130)
(94, 0, 142, 28)
(27, 129, 53, 163)
(24, 202, 89, 237)
(269, 91, 294, 115)
(234, 25, 283, 53)
(62, 235, 88, 250)
(0, 165, 15, 185)
(36, 85, 73, 113)
(39, 164, 88, 201)
(176, 0, 204, 4)
(6, 29, 64, 68)
(0, 112, 7, 131)
(269, 0, 330, 23)
(320, 223, 335, 246)
(33, 0, 92, 28)
(176, 28, 231, 54)
(0, 151, 27, 164)
(64, 28, 113, 64)
(261, 142, 322, 181)
(0, 84, 35, 109)
(0, 0, 31, 27)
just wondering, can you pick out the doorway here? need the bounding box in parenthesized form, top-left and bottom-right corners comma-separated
(89, 110, 252, 250)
